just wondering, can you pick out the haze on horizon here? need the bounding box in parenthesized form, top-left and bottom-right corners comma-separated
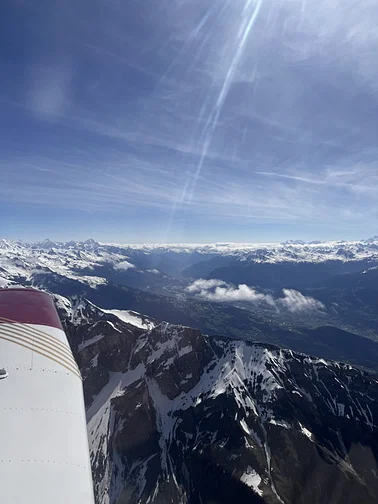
(1, 0, 378, 243)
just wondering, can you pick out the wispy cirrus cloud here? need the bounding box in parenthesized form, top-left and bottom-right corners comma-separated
(1, 0, 378, 240)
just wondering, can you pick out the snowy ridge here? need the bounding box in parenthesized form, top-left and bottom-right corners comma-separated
(99, 237, 378, 263)
(101, 308, 155, 330)
(52, 294, 155, 333)
(1, 237, 378, 288)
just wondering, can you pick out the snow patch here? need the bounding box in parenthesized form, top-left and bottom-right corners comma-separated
(79, 333, 105, 351)
(78, 275, 107, 288)
(240, 419, 252, 436)
(178, 345, 192, 357)
(240, 467, 263, 496)
(269, 419, 291, 429)
(102, 308, 155, 330)
(86, 364, 146, 422)
(0, 276, 10, 287)
(299, 423, 314, 441)
(106, 320, 122, 333)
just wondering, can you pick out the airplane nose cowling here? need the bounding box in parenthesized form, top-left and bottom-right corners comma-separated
(0, 287, 63, 328)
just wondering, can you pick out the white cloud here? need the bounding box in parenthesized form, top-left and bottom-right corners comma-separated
(200, 283, 275, 306)
(114, 260, 135, 271)
(186, 279, 325, 313)
(279, 289, 325, 313)
(186, 278, 228, 293)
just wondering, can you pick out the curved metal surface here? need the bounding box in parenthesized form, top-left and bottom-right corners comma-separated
(0, 289, 95, 504)
(0, 288, 63, 329)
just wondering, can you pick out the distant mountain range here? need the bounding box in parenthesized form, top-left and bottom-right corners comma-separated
(3, 235, 378, 265)
(2, 236, 378, 291)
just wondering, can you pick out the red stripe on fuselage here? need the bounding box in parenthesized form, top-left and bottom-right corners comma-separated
(0, 289, 63, 329)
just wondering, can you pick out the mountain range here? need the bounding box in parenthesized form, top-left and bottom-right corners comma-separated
(2, 237, 378, 502)
(2, 237, 378, 296)
(2, 237, 378, 363)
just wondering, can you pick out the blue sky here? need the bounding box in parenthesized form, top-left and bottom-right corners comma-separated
(1, 0, 377, 243)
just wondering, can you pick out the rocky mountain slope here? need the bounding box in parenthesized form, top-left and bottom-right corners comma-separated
(57, 296, 378, 504)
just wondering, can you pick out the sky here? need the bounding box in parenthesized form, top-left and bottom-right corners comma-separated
(1, 0, 378, 243)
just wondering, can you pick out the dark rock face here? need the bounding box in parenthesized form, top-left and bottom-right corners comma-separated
(58, 297, 378, 504)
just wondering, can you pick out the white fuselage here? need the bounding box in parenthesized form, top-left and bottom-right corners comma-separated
(0, 322, 95, 504)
